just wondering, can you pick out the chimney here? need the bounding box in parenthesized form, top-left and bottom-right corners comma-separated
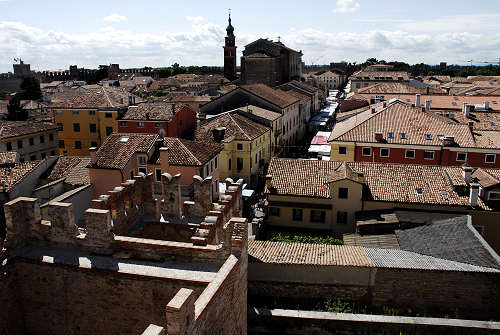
(120, 98, 124, 104)
(375, 132, 383, 141)
(469, 182, 480, 207)
(371, 107, 376, 114)
(90, 147, 97, 164)
(463, 102, 469, 117)
(443, 136, 455, 146)
(160, 146, 169, 173)
(425, 100, 431, 112)
(128, 95, 133, 105)
(171, 103, 176, 114)
(426, 86, 430, 94)
(383, 102, 387, 108)
(212, 127, 226, 143)
(484, 101, 490, 109)
(462, 163, 473, 185)
(415, 94, 421, 108)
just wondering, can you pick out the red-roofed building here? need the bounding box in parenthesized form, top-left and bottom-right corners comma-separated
(118, 102, 196, 138)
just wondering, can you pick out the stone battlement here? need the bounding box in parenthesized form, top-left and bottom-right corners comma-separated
(2, 171, 245, 264)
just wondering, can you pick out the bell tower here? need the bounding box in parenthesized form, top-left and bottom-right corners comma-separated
(223, 10, 237, 81)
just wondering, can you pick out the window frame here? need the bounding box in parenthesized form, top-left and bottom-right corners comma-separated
(338, 146, 347, 155)
(155, 168, 162, 182)
(362, 147, 372, 156)
(292, 208, 303, 221)
(380, 148, 390, 157)
(488, 191, 500, 200)
(310, 210, 326, 224)
(73, 123, 80, 132)
(424, 151, 435, 160)
(120, 121, 128, 127)
(89, 123, 97, 133)
(74, 141, 82, 149)
(338, 187, 349, 199)
(268, 207, 280, 217)
(337, 211, 348, 225)
(405, 149, 415, 159)
(138, 155, 148, 166)
(485, 154, 496, 164)
(456, 152, 467, 162)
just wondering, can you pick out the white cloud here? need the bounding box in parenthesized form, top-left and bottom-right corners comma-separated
(0, 15, 499, 73)
(334, 0, 360, 13)
(103, 14, 126, 23)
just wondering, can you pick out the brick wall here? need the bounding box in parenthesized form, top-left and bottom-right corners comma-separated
(9, 259, 208, 335)
(372, 268, 500, 320)
(248, 308, 500, 335)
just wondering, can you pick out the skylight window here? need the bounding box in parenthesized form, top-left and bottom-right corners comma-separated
(493, 101, 498, 104)
(452, 102, 457, 106)
(400, 133, 407, 139)
(454, 97, 459, 101)
(438, 135, 444, 140)
(416, 188, 423, 195)
(440, 190, 449, 196)
(120, 136, 130, 143)
(387, 132, 394, 139)
(425, 134, 432, 140)
(491, 122, 496, 126)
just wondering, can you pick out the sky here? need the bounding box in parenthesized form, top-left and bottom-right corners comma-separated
(1, 0, 500, 72)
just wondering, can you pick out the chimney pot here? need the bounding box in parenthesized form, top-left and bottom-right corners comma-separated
(462, 163, 473, 185)
(425, 100, 431, 112)
(415, 94, 421, 108)
(160, 146, 169, 174)
(90, 147, 98, 164)
(469, 183, 480, 207)
(484, 101, 490, 109)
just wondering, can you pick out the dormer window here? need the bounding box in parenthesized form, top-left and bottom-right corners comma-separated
(138, 155, 147, 165)
(387, 132, 394, 139)
(400, 133, 407, 139)
(416, 188, 423, 195)
(425, 134, 432, 141)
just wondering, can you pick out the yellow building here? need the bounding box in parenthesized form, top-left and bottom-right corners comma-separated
(265, 158, 500, 240)
(195, 111, 271, 188)
(50, 87, 134, 156)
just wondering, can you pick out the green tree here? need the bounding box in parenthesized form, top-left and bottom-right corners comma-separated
(19, 76, 42, 100)
(6, 94, 28, 121)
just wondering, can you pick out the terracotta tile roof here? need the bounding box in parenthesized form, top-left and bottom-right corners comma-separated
(0, 161, 43, 192)
(0, 152, 19, 165)
(195, 112, 270, 142)
(0, 121, 57, 140)
(286, 80, 325, 95)
(285, 89, 310, 104)
(423, 75, 452, 83)
(357, 82, 445, 95)
(49, 87, 133, 109)
(473, 131, 500, 149)
(472, 168, 500, 188)
(248, 240, 374, 267)
(267, 158, 492, 209)
(89, 133, 158, 170)
(232, 105, 281, 121)
(242, 84, 299, 108)
(160, 138, 222, 166)
(162, 94, 212, 103)
(352, 71, 410, 81)
(338, 99, 369, 113)
(246, 53, 271, 58)
(467, 76, 500, 82)
(343, 233, 400, 249)
(467, 87, 500, 96)
(327, 161, 364, 184)
(49, 156, 91, 186)
(354, 93, 500, 111)
(123, 102, 185, 121)
(329, 101, 476, 147)
(450, 110, 500, 131)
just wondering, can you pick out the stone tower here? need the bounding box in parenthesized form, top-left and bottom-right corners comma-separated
(223, 12, 237, 81)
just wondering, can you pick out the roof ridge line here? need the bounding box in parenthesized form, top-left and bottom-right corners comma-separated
(229, 113, 251, 140)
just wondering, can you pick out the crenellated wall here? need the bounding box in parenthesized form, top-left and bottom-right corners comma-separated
(0, 169, 248, 335)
